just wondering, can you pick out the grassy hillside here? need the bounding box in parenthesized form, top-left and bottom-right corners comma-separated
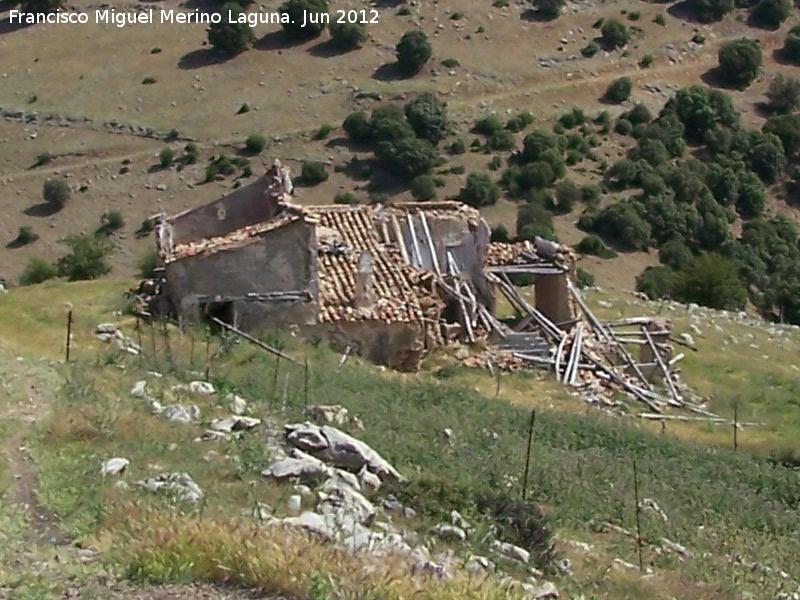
(1, 280, 798, 599)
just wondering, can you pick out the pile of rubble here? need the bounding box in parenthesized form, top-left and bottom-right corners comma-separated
(95, 323, 141, 355)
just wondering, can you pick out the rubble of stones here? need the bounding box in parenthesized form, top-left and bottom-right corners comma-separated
(102, 373, 560, 598)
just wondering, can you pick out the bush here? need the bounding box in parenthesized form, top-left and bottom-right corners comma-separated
(207, 3, 254, 55)
(333, 192, 359, 205)
(102, 209, 125, 232)
(410, 175, 436, 200)
(533, 0, 565, 20)
(343, 111, 371, 144)
(375, 136, 440, 179)
(654, 13, 666, 25)
(43, 178, 70, 208)
(404, 93, 450, 144)
(301, 161, 329, 185)
(244, 134, 267, 155)
(553, 179, 581, 214)
(764, 112, 800, 158)
(280, 0, 328, 38)
(581, 42, 599, 57)
(576, 267, 595, 288)
(601, 19, 630, 49)
(313, 124, 332, 141)
(491, 224, 511, 242)
(441, 58, 460, 68)
(488, 129, 516, 151)
(448, 139, 467, 155)
(138, 250, 160, 279)
(615, 118, 633, 136)
(459, 173, 501, 207)
(765, 74, 800, 114)
(623, 104, 652, 126)
(672, 254, 747, 310)
(783, 24, 800, 63)
(395, 30, 432, 74)
(19, 257, 55, 286)
(506, 111, 534, 133)
(718, 38, 762, 89)
(659, 239, 693, 269)
(640, 53, 655, 68)
(474, 115, 504, 135)
(158, 148, 174, 168)
(686, 0, 733, 22)
(749, 0, 790, 28)
(371, 105, 415, 144)
(636, 265, 677, 300)
(329, 21, 367, 50)
(13, 225, 39, 246)
(605, 76, 633, 103)
(520, 129, 563, 164)
(183, 143, 199, 165)
(55, 234, 113, 281)
(517, 200, 556, 241)
(579, 202, 651, 250)
(575, 235, 617, 258)
(204, 154, 236, 182)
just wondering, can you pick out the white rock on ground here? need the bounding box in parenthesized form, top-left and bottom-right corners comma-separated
(262, 448, 333, 482)
(303, 404, 349, 426)
(492, 540, 530, 564)
(285, 422, 404, 482)
(210, 415, 261, 433)
(524, 581, 559, 599)
(317, 481, 376, 526)
(161, 404, 201, 423)
(130, 380, 148, 398)
(411, 560, 450, 579)
(287, 494, 302, 514)
(431, 524, 467, 542)
(464, 555, 495, 574)
(138, 472, 203, 504)
(229, 394, 247, 415)
(171, 381, 215, 395)
(100, 457, 130, 477)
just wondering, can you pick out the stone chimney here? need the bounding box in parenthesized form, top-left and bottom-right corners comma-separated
(355, 251, 374, 313)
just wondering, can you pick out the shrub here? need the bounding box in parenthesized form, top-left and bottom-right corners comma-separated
(659, 239, 693, 269)
(370, 105, 415, 144)
(244, 134, 267, 155)
(491, 224, 511, 242)
(749, 0, 790, 28)
(32, 152, 52, 167)
(614, 118, 633, 136)
(43, 178, 70, 208)
(488, 156, 503, 170)
(764, 113, 800, 158)
(506, 111, 534, 133)
(333, 192, 359, 205)
(375, 136, 440, 179)
(410, 175, 436, 200)
(605, 77, 633, 103)
(640, 53, 655, 67)
(488, 129, 515, 151)
(783, 24, 800, 63)
(55, 234, 113, 281)
(765, 74, 800, 114)
(667, 85, 738, 142)
(301, 161, 329, 185)
(553, 179, 581, 213)
(459, 173, 501, 207)
(653, 13, 666, 25)
(718, 38, 762, 89)
(395, 30, 432, 74)
(533, 0, 565, 20)
(313, 124, 333, 140)
(448, 139, 467, 155)
(329, 21, 367, 50)
(404, 93, 450, 144)
(343, 111, 371, 144)
(138, 250, 160, 279)
(159, 148, 174, 168)
(575, 235, 617, 258)
(208, 3, 254, 55)
(12, 225, 38, 247)
(581, 42, 599, 57)
(474, 115, 504, 135)
(576, 267, 595, 288)
(636, 265, 677, 300)
(601, 19, 630, 49)
(517, 200, 556, 241)
(204, 154, 236, 182)
(672, 254, 747, 310)
(622, 104, 652, 126)
(441, 58, 460, 68)
(579, 202, 651, 250)
(19, 257, 55, 286)
(520, 129, 563, 163)
(280, 0, 328, 38)
(686, 0, 733, 22)
(102, 209, 125, 232)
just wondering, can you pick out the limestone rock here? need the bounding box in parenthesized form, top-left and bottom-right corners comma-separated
(138, 472, 203, 503)
(162, 404, 201, 423)
(411, 560, 450, 579)
(464, 555, 495, 574)
(431, 524, 467, 542)
(130, 380, 148, 398)
(317, 481, 376, 526)
(262, 448, 333, 482)
(492, 540, 530, 563)
(210, 415, 261, 433)
(229, 394, 247, 415)
(100, 457, 130, 477)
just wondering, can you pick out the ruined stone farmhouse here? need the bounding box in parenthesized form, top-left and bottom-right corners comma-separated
(150, 161, 579, 371)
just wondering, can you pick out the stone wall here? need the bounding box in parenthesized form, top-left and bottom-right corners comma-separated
(168, 177, 280, 246)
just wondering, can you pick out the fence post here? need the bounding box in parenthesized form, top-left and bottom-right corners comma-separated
(150, 322, 158, 370)
(205, 330, 211, 380)
(304, 357, 309, 409)
(733, 402, 738, 451)
(162, 320, 173, 368)
(65, 310, 73, 362)
(271, 353, 281, 404)
(633, 458, 645, 573)
(522, 409, 536, 500)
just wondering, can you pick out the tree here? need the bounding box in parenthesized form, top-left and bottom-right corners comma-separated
(375, 136, 440, 178)
(765, 74, 800, 114)
(672, 254, 747, 310)
(43, 178, 70, 208)
(395, 30, 432, 74)
(665, 85, 739, 142)
(404, 93, 450, 145)
(604, 77, 633, 103)
(782, 24, 800, 63)
(686, 0, 733, 22)
(520, 129, 563, 163)
(718, 38, 762, 89)
(636, 266, 678, 300)
(55, 234, 113, 281)
(343, 111, 371, 143)
(600, 19, 630, 49)
(579, 202, 652, 250)
(736, 170, 768, 218)
(280, 0, 329, 38)
(459, 173, 501, 207)
(208, 3, 254, 55)
(159, 148, 174, 168)
(329, 21, 367, 50)
(301, 161, 328, 185)
(746, 131, 785, 184)
(749, 0, 791, 29)
(764, 113, 800, 159)
(532, 0, 565, 20)
(659, 239, 693, 269)
(410, 175, 436, 200)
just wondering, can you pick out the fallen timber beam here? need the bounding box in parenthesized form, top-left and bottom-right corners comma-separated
(210, 317, 299, 364)
(669, 336, 699, 351)
(555, 333, 569, 382)
(390, 215, 410, 265)
(567, 280, 654, 391)
(638, 413, 763, 426)
(419, 211, 442, 276)
(585, 354, 665, 413)
(566, 323, 584, 386)
(405, 213, 423, 268)
(643, 325, 682, 405)
(603, 317, 664, 327)
(489, 272, 564, 341)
